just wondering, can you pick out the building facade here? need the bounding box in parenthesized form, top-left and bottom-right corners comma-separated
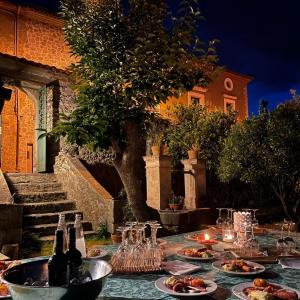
(0, 0, 252, 174)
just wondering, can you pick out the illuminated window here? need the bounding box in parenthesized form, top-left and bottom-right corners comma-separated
(188, 91, 205, 106)
(224, 98, 236, 113)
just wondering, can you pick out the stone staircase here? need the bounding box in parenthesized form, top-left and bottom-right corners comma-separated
(5, 173, 94, 240)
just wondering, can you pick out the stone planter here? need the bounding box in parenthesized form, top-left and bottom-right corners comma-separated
(151, 145, 161, 156)
(169, 204, 182, 210)
(159, 210, 190, 234)
(188, 149, 198, 159)
(111, 233, 122, 244)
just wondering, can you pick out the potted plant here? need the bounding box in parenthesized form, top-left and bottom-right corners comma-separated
(151, 132, 163, 156)
(187, 144, 199, 159)
(169, 195, 184, 210)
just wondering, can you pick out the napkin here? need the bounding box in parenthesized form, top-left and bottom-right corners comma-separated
(162, 260, 202, 275)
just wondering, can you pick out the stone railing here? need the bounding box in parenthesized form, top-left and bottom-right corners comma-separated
(54, 153, 124, 233)
(0, 168, 12, 203)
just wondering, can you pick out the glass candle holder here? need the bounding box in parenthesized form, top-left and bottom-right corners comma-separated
(222, 228, 235, 243)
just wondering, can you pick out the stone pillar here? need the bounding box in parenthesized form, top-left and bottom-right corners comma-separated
(143, 155, 172, 210)
(181, 159, 206, 209)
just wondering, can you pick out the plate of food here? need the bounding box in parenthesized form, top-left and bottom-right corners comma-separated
(177, 247, 220, 261)
(155, 275, 217, 297)
(232, 278, 300, 300)
(87, 247, 109, 259)
(212, 259, 265, 276)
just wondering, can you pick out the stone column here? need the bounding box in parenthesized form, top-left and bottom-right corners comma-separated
(181, 159, 206, 209)
(143, 155, 172, 210)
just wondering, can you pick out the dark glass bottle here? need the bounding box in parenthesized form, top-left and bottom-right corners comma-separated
(48, 230, 68, 286)
(66, 227, 82, 283)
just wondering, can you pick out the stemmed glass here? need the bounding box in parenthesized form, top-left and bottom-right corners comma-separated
(216, 208, 225, 228)
(252, 209, 259, 227)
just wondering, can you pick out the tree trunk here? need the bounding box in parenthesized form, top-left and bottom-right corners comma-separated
(112, 121, 160, 222)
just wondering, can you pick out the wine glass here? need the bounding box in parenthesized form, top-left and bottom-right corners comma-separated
(216, 208, 225, 228)
(284, 220, 296, 253)
(252, 209, 259, 227)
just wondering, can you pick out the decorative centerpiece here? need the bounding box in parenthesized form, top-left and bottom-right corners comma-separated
(111, 221, 164, 273)
(197, 233, 218, 249)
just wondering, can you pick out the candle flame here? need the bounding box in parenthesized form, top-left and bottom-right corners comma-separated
(204, 233, 210, 240)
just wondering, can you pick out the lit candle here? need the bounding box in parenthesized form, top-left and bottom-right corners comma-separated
(204, 233, 210, 241)
(222, 230, 234, 243)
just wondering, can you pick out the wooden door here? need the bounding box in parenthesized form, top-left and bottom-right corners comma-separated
(26, 143, 33, 173)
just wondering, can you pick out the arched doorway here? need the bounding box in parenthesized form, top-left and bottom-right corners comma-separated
(0, 86, 36, 173)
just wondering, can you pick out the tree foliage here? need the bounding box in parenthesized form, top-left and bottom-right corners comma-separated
(219, 97, 300, 222)
(165, 104, 236, 172)
(53, 0, 218, 220)
(54, 0, 217, 151)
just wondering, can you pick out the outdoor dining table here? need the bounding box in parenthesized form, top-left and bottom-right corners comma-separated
(97, 230, 300, 300)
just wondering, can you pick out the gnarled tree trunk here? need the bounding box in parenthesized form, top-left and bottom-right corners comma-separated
(112, 121, 160, 221)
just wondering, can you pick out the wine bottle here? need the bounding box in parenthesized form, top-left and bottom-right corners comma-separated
(57, 214, 68, 252)
(66, 227, 82, 283)
(74, 213, 87, 258)
(48, 230, 68, 286)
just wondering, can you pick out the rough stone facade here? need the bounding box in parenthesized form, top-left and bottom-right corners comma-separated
(0, 0, 75, 173)
(1, 88, 36, 172)
(159, 70, 251, 121)
(0, 168, 11, 202)
(54, 153, 125, 233)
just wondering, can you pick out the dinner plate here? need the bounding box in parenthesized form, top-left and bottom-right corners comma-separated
(155, 277, 217, 297)
(279, 257, 300, 270)
(212, 260, 265, 276)
(232, 281, 300, 300)
(87, 249, 109, 259)
(177, 248, 220, 261)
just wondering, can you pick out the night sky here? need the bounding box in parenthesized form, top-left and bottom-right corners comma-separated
(11, 0, 300, 115)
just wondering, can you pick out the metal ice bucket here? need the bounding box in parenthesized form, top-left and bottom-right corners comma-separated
(1, 257, 112, 300)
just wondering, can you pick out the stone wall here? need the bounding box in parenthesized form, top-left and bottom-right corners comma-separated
(0, 204, 23, 249)
(0, 168, 11, 203)
(54, 153, 125, 233)
(0, 2, 75, 70)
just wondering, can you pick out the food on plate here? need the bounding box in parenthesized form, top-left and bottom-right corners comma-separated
(164, 276, 207, 293)
(180, 248, 214, 258)
(0, 283, 9, 297)
(221, 259, 256, 272)
(243, 279, 299, 300)
(248, 290, 274, 300)
(87, 248, 102, 257)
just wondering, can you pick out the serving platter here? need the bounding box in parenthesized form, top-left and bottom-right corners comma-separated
(232, 281, 300, 300)
(212, 260, 265, 276)
(155, 277, 217, 297)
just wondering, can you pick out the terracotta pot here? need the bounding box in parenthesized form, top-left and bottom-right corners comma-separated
(169, 204, 181, 210)
(151, 145, 161, 156)
(162, 144, 170, 156)
(111, 233, 122, 244)
(188, 149, 198, 159)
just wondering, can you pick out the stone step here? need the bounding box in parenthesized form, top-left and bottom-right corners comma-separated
(23, 200, 76, 214)
(14, 191, 67, 204)
(40, 231, 97, 242)
(11, 182, 62, 193)
(25, 221, 93, 237)
(23, 210, 80, 226)
(5, 173, 58, 184)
